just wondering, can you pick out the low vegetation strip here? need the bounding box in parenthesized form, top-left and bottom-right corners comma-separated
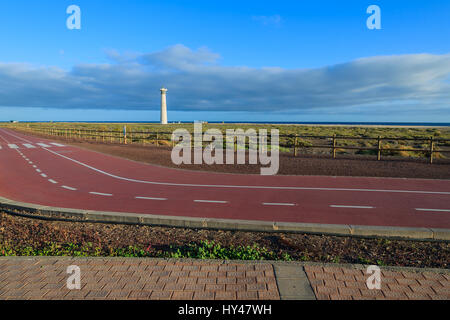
(1, 211, 448, 269)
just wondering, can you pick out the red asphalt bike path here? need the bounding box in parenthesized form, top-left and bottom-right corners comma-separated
(0, 128, 449, 229)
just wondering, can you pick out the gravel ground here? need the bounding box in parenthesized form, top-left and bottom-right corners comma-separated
(1, 211, 448, 269)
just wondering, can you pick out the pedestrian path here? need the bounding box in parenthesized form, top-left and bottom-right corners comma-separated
(0, 257, 448, 300)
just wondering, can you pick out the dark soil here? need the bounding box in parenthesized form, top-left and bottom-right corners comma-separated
(15, 130, 450, 179)
(1, 211, 448, 269)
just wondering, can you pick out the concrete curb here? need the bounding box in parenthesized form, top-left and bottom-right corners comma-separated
(1, 195, 449, 241)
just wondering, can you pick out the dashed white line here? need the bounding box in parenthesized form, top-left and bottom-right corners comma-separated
(48, 179, 58, 184)
(36, 169, 41, 173)
(32, 165, 37, 168)
(62, 186, 77, 191)
(40, 173, 48, 178)
(50, 143, 65, 147)
(135, 196, 168, 201)
(89, 192, 113, 197)
(330, 205, 374, 209)
(37, 143, 51, 148)
(263, 202, 296, 206)
(23, 144, 36, 149)
(415, 208, 450, 213)
(194, 200, 228, 204)
(8, 144, 18, 149)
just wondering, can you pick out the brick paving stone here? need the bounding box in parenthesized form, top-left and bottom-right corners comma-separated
(184, 284, 205, 291)
(402, 272, 424, 280)
(197, 278, 217, 284)
(409, 285, 436, 295)
(323, 279, 346, 288)
(382, 290, 408, 299)
(150, 291, 172, 300)
(226, 284, 246, 292)
(237, 291, 258, 300)
(182, 265, 200, 271)
(217, 277, 237, 284)
(85, 290, 109, 299)
(205, 284, 225, 291)
(106, 290, 131, 300)
(172, 291, 194, 300)
(387, 283, 413, 293)
(143, 283, 165, 291)
(258, 291, 280, 300)
(128, 290, 152, 300)
(405, 292, 432, 300)
(422, 272, 446, 281)
(338, 287, 362, 296)
(335, 274, 356, 282)
(193, 291, 214, 300)
(396, 278, 419, 286)
(314, 272, 335, 280)
(246, 283, 267, 291)
(315, 286, 338, 295)
(164, 283, 186, 291)
(215, 291, 236, 300)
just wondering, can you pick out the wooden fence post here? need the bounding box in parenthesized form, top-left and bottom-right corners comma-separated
(332, 134, 337, 159)
(430, 136, 434, 164)
(156, 132, 159, 147)
(294, 135, 298, 157)
(377, 136, 382, 161)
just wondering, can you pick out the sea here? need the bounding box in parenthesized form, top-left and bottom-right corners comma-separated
(8, 121, 450, 127)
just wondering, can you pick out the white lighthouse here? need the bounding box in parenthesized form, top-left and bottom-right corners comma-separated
(160, 87, 168, 125)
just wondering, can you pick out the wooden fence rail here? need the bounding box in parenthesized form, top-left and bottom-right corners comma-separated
(11, 125, 450, 164)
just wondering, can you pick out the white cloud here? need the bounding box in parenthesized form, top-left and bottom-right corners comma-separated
(0, 46, 449, 117)
(252, 15, 282, 26)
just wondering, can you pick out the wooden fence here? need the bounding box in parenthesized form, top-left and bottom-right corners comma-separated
(11, 125, 450, 164)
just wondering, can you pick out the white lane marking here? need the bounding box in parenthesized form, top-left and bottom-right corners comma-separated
(23, 144, 36, 149)
(415, 208, 450, 213)
(62, 186, 77, 191)
(36, 169, 41, 173)
(8, 144, 19, 149)
(40, 173, 47, 178)
(50, 143, 65, 147)
(0, 145, 2, 149)
(32, 165, 37, 168)
(37, 143, 51, 148)
(194, 200, 228, 204)
(330, 205, 374, 209)
(48, 179, 57, 184)
(28, 162, 33, 165)
(2, 129, 450, 196)
(135, 196, 168, 201)
(263, 202, 296, 206)
(89, 192, 113, 196)
(39, 147, 450, 195)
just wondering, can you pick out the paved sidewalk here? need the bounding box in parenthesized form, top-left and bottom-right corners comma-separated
(0, 257, 448, 300)
(305, 265, 450, 300)
(0, 257, 280, 300)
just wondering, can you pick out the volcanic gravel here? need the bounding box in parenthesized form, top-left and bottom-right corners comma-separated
(0, 211, 448, 268)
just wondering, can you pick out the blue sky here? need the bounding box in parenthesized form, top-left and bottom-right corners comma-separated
(0, 0, 449, 122)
